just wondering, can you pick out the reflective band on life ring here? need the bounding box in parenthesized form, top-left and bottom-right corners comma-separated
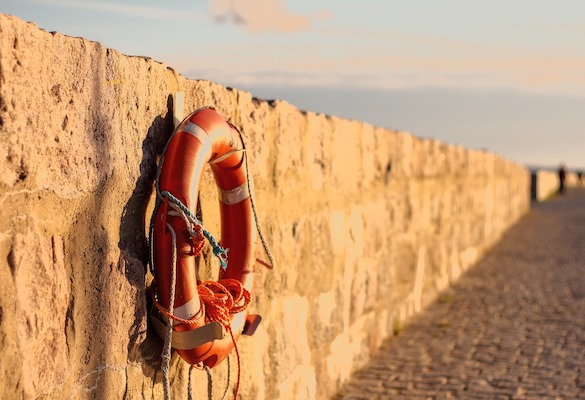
(151, 107, 256, 368)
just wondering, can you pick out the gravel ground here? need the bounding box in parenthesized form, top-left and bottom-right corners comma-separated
(334, 188, 585, 400)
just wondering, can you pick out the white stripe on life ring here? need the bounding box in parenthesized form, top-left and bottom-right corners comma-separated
(219, 182, 250, 205)
(172, 296, 201, 325)
(182, 122, 209, 145)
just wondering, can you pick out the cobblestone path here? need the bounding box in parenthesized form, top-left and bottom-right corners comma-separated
(334, 188, 585, 400)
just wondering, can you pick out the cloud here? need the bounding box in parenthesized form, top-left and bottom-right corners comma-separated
(182, 51, 585, 97)
(177, 20, 585, 96)
(209, 0, 329, 33)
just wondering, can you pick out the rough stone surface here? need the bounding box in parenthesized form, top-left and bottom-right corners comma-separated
(335, 188, 585, 400)
(0, 15, 530, 399)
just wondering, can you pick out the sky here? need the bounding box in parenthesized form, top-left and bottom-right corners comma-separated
(3, 0, 585, 170)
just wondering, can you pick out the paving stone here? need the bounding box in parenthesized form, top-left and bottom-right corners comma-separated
(334, 189, 585, 399)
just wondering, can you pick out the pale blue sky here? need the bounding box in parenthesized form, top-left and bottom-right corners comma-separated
(3, 0, 585, 169)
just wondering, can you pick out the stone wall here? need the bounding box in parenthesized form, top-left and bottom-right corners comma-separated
(0, 15, 530, 400)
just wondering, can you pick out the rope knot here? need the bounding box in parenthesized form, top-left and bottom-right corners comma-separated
(155, 190, 229, 270)
(198, 279, 251, 327)
(190, 223, 205, 257)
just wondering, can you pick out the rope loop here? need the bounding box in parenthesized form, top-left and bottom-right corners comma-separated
(198, 279, 251, 327)
(190, 223, 205, 257)
(150, 285, 205, 326)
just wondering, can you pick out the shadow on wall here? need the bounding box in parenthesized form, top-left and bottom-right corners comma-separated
(118, 95, 175, 378)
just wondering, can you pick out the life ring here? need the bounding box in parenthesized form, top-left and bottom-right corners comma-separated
(149, 107, 259, 368)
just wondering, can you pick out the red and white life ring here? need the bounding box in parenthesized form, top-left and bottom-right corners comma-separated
(150, 107, 260, 368)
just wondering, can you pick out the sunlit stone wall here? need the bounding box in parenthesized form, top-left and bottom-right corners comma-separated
(0, 15, 530, 400)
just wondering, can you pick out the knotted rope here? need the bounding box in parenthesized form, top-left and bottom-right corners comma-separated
(198, 279, 248, 399)
(160, 191, 229, 269)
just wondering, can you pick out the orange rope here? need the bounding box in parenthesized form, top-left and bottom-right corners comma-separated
(150, 223, 207, 324)
(155, 187, 253, 398)
(152, 279, 250, 399)
(255, 258, 273, 269)
(198, 280, 250, 318)
(198, 279, 250, 399)
(226, 325, 242, 399)
(190, 224, 205, 257)
(150, 285, 205, 325)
